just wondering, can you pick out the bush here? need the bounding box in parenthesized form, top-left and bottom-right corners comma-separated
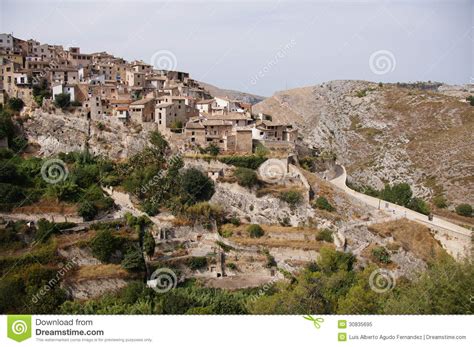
(467, 95, 474, 106)
(316, 229, 334, 242)
(180, 168, 215, 203)
(314, 196, 335, 212)
(248, 224, 264, 238)
(54, 93, 71, 109)
(433, 195, 447, 209)
(218, 155, 267, 170)
(372, 246, 391, 264)
(34, 219, 60, 243)
(229, 215, 240, 226)
(226, 262, 237, 270)
(187, 257, 208, 270)
(279, 190, 303, 209)
(78, 200, 98, 221)
(234, 167, 258, 188)
(205, 143, 220, 156)
(381, 183, 413, 207)
(7, 97, 24, 112)
(90, 229, 119, 263)
(455, 204, 472, 217)
(219, 228, 233, 238)
(407, 197, 430, 216)
(121, 248, 145, 272)
(186, 202, 224, 225)
(143, 231, 156, 256)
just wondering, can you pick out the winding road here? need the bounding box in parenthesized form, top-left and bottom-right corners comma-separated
(330, 165, 472, 258)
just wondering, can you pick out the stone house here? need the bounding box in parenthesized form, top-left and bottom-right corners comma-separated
(130, 97, 156, 123)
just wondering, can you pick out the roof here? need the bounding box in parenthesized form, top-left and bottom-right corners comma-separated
(257, 119, 286, 127)
(186, 122, 205, 129)
(115, 106, 129, 111)
(111, 99, 132, 105)
(202, 120, 233, 127)
(131, 98, 155, 105)
(196, 99, 214, 104)
(206, 113, 251, 121)
(156, 102, 173, 108)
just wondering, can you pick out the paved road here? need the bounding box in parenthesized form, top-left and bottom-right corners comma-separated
(330, 165, 472, 244)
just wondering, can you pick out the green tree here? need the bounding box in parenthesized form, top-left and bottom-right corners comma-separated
(7, 97, 24, 112)
(121, 248, 145, 272)
(143, 231, 156, 257)
(54, 93, 71, 109)
(78, 200, 98, 221)
(180, 168, 215, 204)
(381, 183, 413, 206)
(90, 229, 119, 262)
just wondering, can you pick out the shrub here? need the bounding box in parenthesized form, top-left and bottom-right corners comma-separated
(121, 248, 145, 272)
(248, 224, 264, 238)
(279, 190, 303, 209)
(381, 183, 413, 207)
(7, 97, 24, 112)
(226, 262, 237, 270)
(229, 215, 240, 226)
(216, 240, 233, 252)
(54, 93, 71, 109)
(279, 216, 291, 227)
(234, 167, 258, 188)
(455, 204, 472, 217)
(467, 95, 474, 106)
(218, 155, 267, 170)
(90, 229, 119, 263)
(187, 257, 208, 270)
(34, 218, 60, 243)
(180, 168, 215, 203)
(143, 231, 156, 256)
(186, 202, 224, 224)
(433, 195, 448, 209)
(219, 228, 233, 238)
(372, 246, 391, 264)
(314, 196, 335, 212)
(205, 143, 220, 156)
(78, 200, 98, 221)
(407, 197, 430, 216)
(316, 229, 334, 242)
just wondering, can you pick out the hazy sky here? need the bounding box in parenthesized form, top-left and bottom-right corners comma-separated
(1, 0, 472, 96)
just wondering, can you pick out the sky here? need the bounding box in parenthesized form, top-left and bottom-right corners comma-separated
(1, 0, 472, 97)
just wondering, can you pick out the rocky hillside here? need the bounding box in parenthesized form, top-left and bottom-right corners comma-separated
(253, 81, 474, 205)
(198, 81, 265, 104)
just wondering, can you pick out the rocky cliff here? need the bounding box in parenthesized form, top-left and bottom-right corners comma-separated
(253, 80, 474, 205)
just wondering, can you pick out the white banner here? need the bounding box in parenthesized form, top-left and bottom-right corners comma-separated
(1, 315, 472, 347)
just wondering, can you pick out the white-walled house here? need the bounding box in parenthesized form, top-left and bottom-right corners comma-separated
(52, 84, 77, 102)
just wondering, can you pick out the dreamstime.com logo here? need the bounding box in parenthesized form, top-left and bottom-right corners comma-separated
(41, 158, 69, 184)
(7, 315, 32, 342)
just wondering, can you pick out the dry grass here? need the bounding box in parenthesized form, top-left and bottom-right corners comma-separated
(256, 184, 305, 198)
(368, 219, 446, 262)
(72, 264, 130, 281)
(13, 198, 77, 215)
(55, 230, 97, 248)
(229, 236, 327, 251)
(222, 223, 318, 236)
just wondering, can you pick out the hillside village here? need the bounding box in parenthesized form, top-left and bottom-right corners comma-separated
(0, 33, 472, 315)
(0, 33, 297, 154)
